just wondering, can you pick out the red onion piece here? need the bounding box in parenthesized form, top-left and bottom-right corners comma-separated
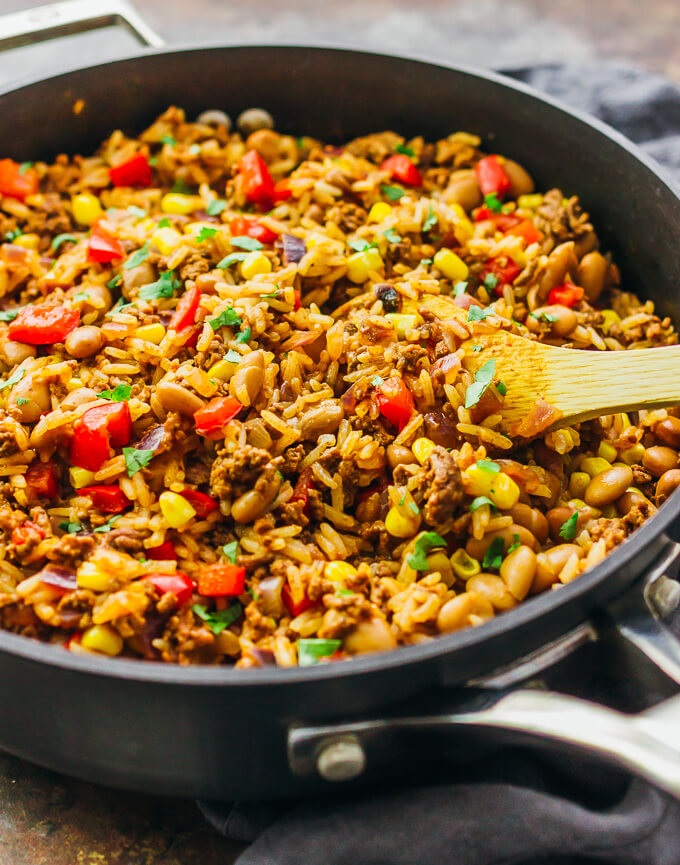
(258, 576, 284, 618)
(35, 566, 77, 592)
(281, 234, 307, 264)
(136, 425, 166, 453)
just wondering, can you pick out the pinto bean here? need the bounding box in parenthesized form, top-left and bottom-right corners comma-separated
(502, 159, 534, 198)
(509, 503, 549, 544)
(538, 241, 578, 300)
(656, 469, 680, 504)
(299, 401, 344, 440)
(60, 387, 98, 410)
(65, 326, 103, 359)
(616, 489, 651, 515)
(2, 340, 35, 367)
(465, 524, 538, 560)
(466, 574, 517, 611)
(237, 108, 274, 136)
(443, 170, 482, 211)
(584, 466, 633, 507)
(500, 545, 537, 601)
(230, 352, 265, 406)
(157, 379, 205, 415)
(386, 443, 417, 469)
(525, 304, 577, 339)
(655, 417, 680, 449)
(532, 544, 582, 594)
(245, 129, 281, 162)
(642, 446, 678, 478)
(231, 473, 280, 523)
(344, 617, 398, 654)
(577, 251, 608, 303)
(8, 372, 51, 422)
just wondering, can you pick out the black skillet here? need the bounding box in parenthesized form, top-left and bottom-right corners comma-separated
(1, 0, 680, 801)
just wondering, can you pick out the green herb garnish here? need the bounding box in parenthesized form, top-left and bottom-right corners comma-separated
(482, 536, 506, 570)
(507, 533, 522, 553)
(99, 384, 132, 402)
(0, 308, 21, 322)
(231, 235, 262, 252)
(423, 206, 437, 233)
(0, 369, 24, 390)
(235, 326, 252, 344)
(297, 638, 342, 666)
(193, 602, 243, 634)
(217, 251, 249, 269)
(122, 446, 155, 477)
(465, 359, 495, 409)
(59, 521, 83, 534)
(161, 134, 176, 147)
(529, 311, 559, 324)
(18, 162, 33, 176)
(157, 217, 171, 228)
(3, 229, 21, 242)
(395, 143, 414, 157)
(559, 512, 578, 541)
(139, 270, 179, 301)
(348, 238, 378, 253)
(497, 381, 508, 397)
(196, 226, 217, 243)
(469, 496, 497, 513)
(171, 179, 194, 195)
(371, 375, 384, 387)
(93, 515, 122, 534)
(335, 588, 355, 597)
(407, 532, 447, 571)
(467, 305, 492, 323)
(206, 199, 227, 216)
(209, 307, 242, 330)
(381, 184, 405, 201)
(476, 459, 500, 473)
(51, 233, 77, 251)
(222, 541, 238, 563)
(124, 242, 150, 270)
(107, 274, 122, 289)
(483, 273, 499, 291)
(15, 397, 29, 406)
(382, 228, 402, 244)
(484, 192, 503, 213)
(471, 344, 483, 352)
(453, 281, 468, 296)
(420, 258, 433, 266)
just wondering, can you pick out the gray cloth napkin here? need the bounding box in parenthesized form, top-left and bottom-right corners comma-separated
(199, 63, 680, 864)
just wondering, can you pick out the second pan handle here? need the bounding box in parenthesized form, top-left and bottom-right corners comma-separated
(0, 0, 164, 52)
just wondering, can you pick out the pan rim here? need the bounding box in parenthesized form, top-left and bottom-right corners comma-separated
(0, 43, 678, 686)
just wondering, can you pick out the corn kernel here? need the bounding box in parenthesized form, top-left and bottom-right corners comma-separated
(567, 498, 587, 509)
(453, 218, 474, 243)
(569, 471, 590, 499)
(601, 503, 618, 519)
(159, 491, 196, 528)
(152, 227, 183, 256)
(600, 310, 621, 333)
(346, 247, 383, 284)
(66, 378, 83, 393)
(70, 467, 96, 489)
(161, 193, 201, 215)
(81, 624, 123, 656)
(72, 192, 102, 225)
(133, 323, 166, 344)
(580, 457, 611, 477)
(385, 504, 421, 538)
(368, 202, 392, 223)
(597, 441, 618, 462)
(13, 233, 40, 250)
(517, 194, 543, 209)
(619, 443, 646, 465)
(412, 437, 436, 465)
(77, 563, 117, 592)
(450, 548, 481, 579)
(209, 357, 240, 381)
(462, 464, 520, 510)
(433, 248, 469, 281)
(385, 312, 419, 338)
(240, 252, 272, 279)
(325, 561, 358, 582)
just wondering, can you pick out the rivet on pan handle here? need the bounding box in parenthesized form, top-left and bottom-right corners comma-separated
(0, 0, 164, 52)
(289, 543, 680, 799)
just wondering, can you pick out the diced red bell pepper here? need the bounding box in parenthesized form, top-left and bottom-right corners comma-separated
(375, 376, 415, 431)
(147, 572, 194, 606)
(507, 219, 542, 245)
(11, 521, 45, 546)
(169, 285, 201, 332)
(197, 563, 246, 597)
(293, 289, 301, 311)
(193, 396, 243, 438)
(88, 224, 125, 263)
(78, 485, 130, 514)
(9, 305, 80, 345)
(483, 258, 523, 296)
(548, 282, 584, 308)
(65, 631, 83, 649)
(282, 583, 315, 617)
(179, 489, 218, 517)
(25, 461, 59, 499)
(273, 178, 292, 202)
(474, 155, 512, 198)
(381, 154, 422, 186)
(291, 468, 315, 518)
(146, 540, 178, 561)
(109, 152, 152, 188)
(70, 401, 132, 471)
(229, 215, 279, 245)
(0, 159, 38, 201)
(239, 150, 275, 207)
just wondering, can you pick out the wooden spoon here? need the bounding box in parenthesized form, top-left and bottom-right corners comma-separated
(421, 293, 680, 434)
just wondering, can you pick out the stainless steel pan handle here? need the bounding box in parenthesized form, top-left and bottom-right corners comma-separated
(289, 542, 680, 797)
(0, 0, 164, 51)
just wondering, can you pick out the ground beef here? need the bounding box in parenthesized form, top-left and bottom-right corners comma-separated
(422, 446, 464, 527)
(179, 254, 209, 282)
(184, 459, 211, 486)
(155, 607, 214, 664)
(210, 443, 271, 500)
(0, 506, 26, 536)
(0, 427, 18, 457)
(326, 202, 367, 232)
(46, 533, 96, 568)
(534, 189, 592, 247)
(0, 602, 43, 636)
(345, 131, 404, 163)
(395, 343, 429, 374)
(352, 415, 393, 448)
(279, 443, 306, 476)
(106, 528, 146, 554)
(589, 518, 627, 551)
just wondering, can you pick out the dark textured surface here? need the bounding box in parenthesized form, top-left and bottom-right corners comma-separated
(0, 0, 677, 863)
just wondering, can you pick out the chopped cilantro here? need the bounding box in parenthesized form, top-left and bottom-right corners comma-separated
(171, 179, 194, 195)
(99, 384, 132, 402)
(335, 588, 355, 597)
(224, 348, 242, 363)
(18, 162, 33, 176)
(157, 217, 171, 228)
(371, 375, 384, 387)
(192, 602, 243, 634)
(497, 381, 508, 397)
(395, 143, 414, 157)
(407, 501, 420, 515)
(231, 235, 263, 252)
(381, 184, 405, 201)
(484, 192, 503, 213)
(298, 638, 342, 666)
(188, 144, 201, 155)
(15, 396, 29, 406)
(148, 156, 158, 167)
(123, 446, 155, 477)
(348, 238, 378, 253)
(4, 229, 21, 242)
(107, 274, 122, 289)
(161, 134, 176, 147)
(471, 344, 483, 352)
(51, 233, 77, 251)
(59, 521, 83, 534)
(453, 281, 468, 296)
(196, 226, 217, 243)
(105, 297, 131, 316)
(139, 270, 179, 301)
(222, 541, 238, 563)
(469, 496, 497, 513)
(408, 532, 447, 571)
(209, 307, 242, 330)
(529, 311, 559, 324)
(382, 228, 402, 244)
(422, 206, 438, 233)
(124, 242, 150, 270)
(464, 359, 495, 409)
(93, 515, 122, 534)
(235, 326, 252, 344)
(73, 291, 90, 302)
(0, 369, 24, 390)
(482, 536, 506, 570)
(420, 258, 433, 266)
(559, 512, 579, 541)
(467, 305, 492, 323)
(127, 206, 147, 218)
(484, 273, 499, 291)
(206, 199, 227, 216)
(217, 251, 249, 269)
(507, 533, 522, 553)
(476, 459, 500, 473)
(0, 308, 21, 322)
